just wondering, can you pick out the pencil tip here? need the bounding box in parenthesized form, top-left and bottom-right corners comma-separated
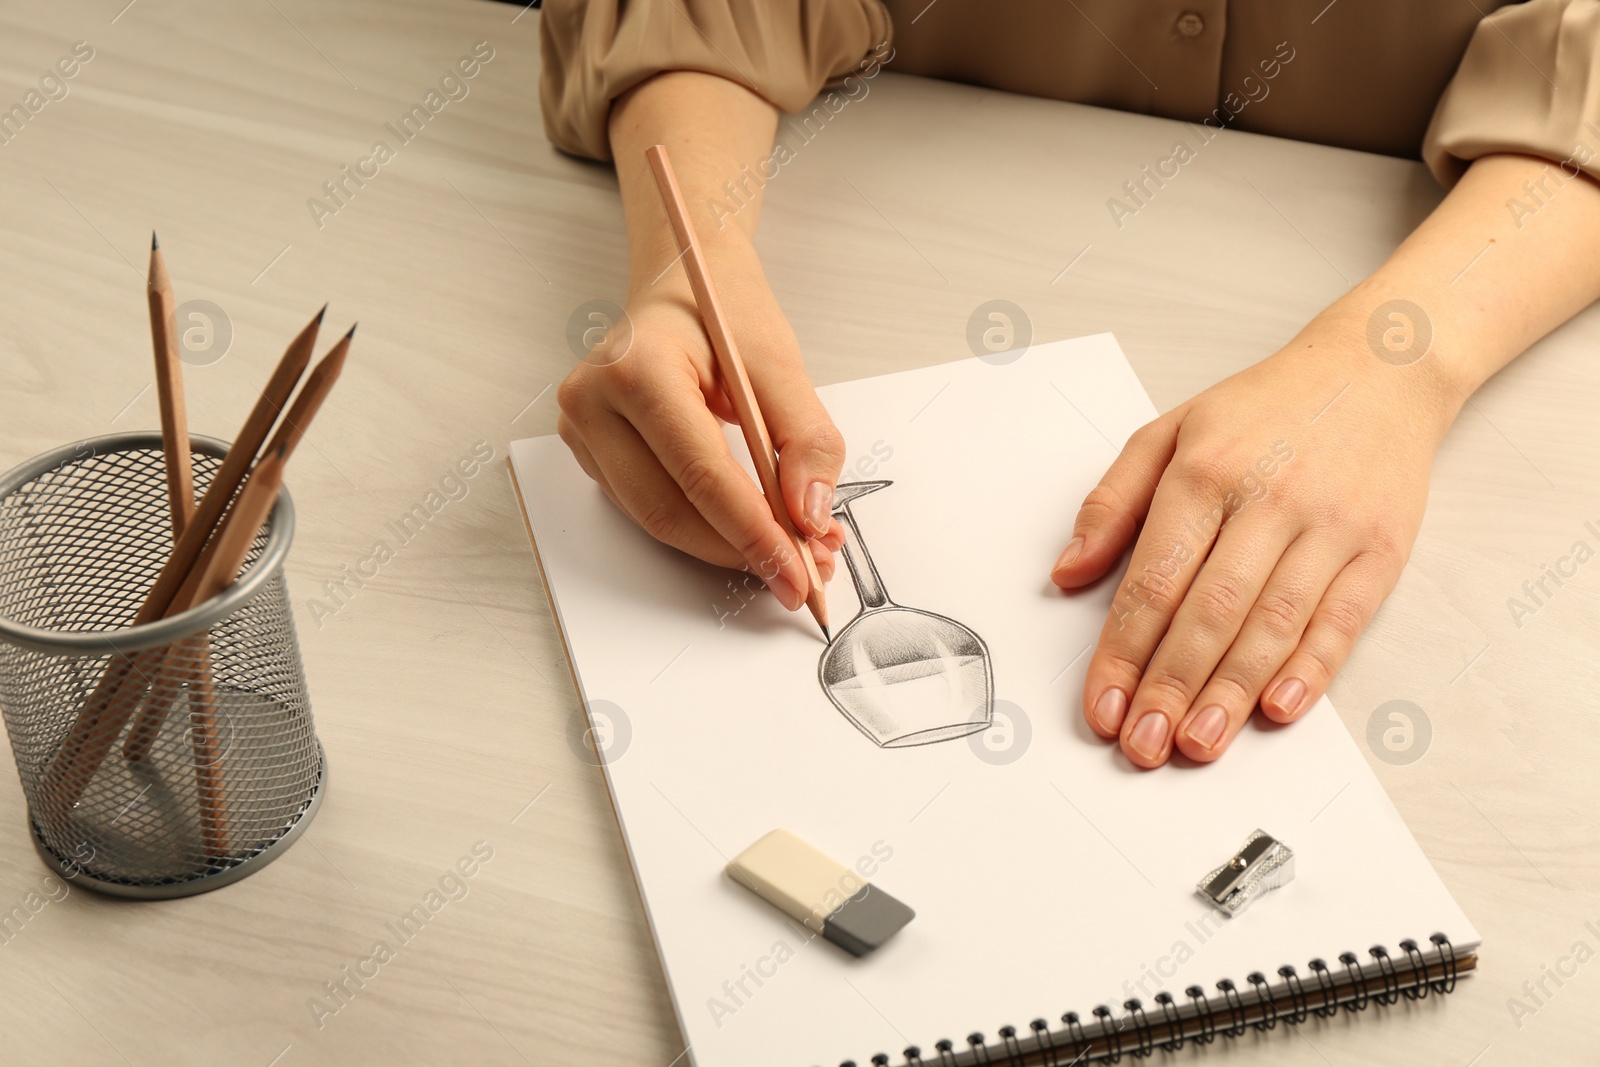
(344, 323, 357, 339)
(820, 624, 831, 644)
(150, 231, 159, 250)
(316, 302, 328, 323)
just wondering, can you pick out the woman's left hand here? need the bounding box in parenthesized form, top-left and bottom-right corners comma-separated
(1050, 324, 1457, 767)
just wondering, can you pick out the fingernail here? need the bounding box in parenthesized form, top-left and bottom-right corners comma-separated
(1053, 536, 1085, 574)
(1093, 688, 1127, 733)
(804, 481, 833, 537)
(1267, 677, 1307, 718)
(1129, 713, 1170, 762)
(766, 570, 803, 611)
(1184, 704, 1227, 750)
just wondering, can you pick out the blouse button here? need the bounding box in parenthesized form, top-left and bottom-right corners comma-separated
(1176, 11, 1205, 37)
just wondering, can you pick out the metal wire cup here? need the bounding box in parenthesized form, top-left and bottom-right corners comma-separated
(0, 432, 326, 898)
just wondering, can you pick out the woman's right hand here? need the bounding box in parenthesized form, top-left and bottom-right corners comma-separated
(556, 246, 845, 612)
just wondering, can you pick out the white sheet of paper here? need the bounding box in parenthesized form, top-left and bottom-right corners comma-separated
(511, 334, 1478, 1067)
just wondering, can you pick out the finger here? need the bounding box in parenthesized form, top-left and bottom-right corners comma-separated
(1259, 551, 1399, 723)
(744, 346, 846, 539)
(1119, 515, 1294, 768)
(557, 412, 614, 498)
(560, 410, 664, 543)
(1080, 468, 1220, 741)
(1052, 419, 1177, 589)
(810, 539, 836, 583)
(817, 517, 845, 553)
(572, 406, 747, 570)
(618, 380, 813, 609)
(1172, 535, 1346, 762)
(702, 380, 738, 425)
(580, 408, 838, 591)
(690, 379, 845, 552)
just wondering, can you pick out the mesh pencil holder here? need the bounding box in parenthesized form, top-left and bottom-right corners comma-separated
(0, 432, 326, 899)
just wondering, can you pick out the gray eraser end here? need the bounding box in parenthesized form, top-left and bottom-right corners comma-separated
(821, 885, 915, 957)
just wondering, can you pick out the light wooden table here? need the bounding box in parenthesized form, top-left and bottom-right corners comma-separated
(0, 2, 1596, 1064)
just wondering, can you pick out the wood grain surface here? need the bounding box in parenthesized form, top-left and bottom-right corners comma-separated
(0, 2, 1595, 1064)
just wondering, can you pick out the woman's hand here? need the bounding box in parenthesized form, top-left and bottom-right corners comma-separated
(1051, 323, 1458, 767)
(1051, 154, 1600, 768)
(557, 246, 845, 611)
(559, 70, 846, 612)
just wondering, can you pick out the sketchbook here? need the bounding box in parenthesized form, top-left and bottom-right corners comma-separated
(510, 334, 1479, 1066)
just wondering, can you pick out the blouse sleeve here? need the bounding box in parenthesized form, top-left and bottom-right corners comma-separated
(539, 0, 893, 162)
(1423, 0, 1600, 186)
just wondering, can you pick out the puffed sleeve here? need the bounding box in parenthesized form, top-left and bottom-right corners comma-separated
(1424, 0, 1600, 186)
(539, 0, 893, 162)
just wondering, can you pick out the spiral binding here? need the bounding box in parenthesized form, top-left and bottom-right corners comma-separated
(832, 934, 1466, 1067)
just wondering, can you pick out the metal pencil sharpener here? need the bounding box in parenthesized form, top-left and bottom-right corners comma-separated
(1197, 830, 1294, 917)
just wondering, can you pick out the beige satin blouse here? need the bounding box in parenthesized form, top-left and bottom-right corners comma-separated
(538, 0, 1600, 188)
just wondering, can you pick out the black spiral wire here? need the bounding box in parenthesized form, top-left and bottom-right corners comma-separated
(839, 935, 1461, 1067)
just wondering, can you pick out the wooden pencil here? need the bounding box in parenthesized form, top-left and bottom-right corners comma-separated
(165, 325, 353, 618)
(148, 232, 194, 536)
(42, 306, 322, 788)
(117, 443, 289, 857)
(255, 323, 354, 460)
(120, 326, 354, 764)
(41, 308, 328, 818)
(184, 442, 290, 857)
(184, 656, 229, 857)
(130, 305, 323, 629)
(186, 445, 289, 603)
(144, 317, 341, 850)
(145, 233, 231, 851)
(643, 144, 830, 638)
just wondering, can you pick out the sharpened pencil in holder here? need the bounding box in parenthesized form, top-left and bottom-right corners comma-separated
(0, 432, 326, 898)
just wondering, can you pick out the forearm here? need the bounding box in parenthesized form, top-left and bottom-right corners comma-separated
(1303, 154, 1600, 420)
(608, 71, 778, 300)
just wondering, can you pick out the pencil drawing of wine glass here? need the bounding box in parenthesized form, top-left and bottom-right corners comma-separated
(819, 481, 993, 748)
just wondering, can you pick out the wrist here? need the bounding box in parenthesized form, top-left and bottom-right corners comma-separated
(626, 223, 766, 308)
(1285, 292, 1465, 439)
(1329, 269, 1519, 399)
